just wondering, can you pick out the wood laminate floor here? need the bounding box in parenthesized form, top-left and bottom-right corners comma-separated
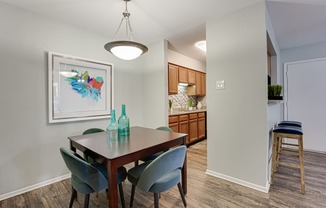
(1, 140, 326, 208)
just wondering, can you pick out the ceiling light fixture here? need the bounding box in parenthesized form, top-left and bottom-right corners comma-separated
(104, 0, 148, 60)
(195, 40, 206, 52)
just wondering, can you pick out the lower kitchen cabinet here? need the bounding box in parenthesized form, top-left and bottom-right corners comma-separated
(168, 116, 179, 132)
(189, 115, 198, 143)
(178, 115, 189, 142)
(169, 112, 206, 145)
(198, 112, 206, 139)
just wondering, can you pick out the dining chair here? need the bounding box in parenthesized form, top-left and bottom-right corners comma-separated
(82, 128, 105, 164)
(140, 126, 173, 162)
(128, 145, 187, 208)
(60, 147, 127, 208)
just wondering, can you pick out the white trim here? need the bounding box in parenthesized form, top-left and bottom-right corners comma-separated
(205, 169, 270, 193)
(0, 174, 71, 201)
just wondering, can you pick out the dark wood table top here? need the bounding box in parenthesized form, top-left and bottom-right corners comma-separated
(69, 126, 187, 161)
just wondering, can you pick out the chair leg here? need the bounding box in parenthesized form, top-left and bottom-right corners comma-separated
(298, 136, 305, 194)
(177, 182, 187, 207)
(118, 183, 126, 208)
(154, 193, 159, 208)
(84, 194, 90, 208)
(130, 185, 136, 207)
(69, 187, 77, 208)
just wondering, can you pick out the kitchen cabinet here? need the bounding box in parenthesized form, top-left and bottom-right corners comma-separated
(169, 116, 179, 132)
(169, 111, 206, 145)
(178, 115, 189, 142)
(168, 64, 178, 94)
(195, 72, 202, 95)
(201, 73, 206, 96)
(189, 113, 198, 143)
(188, 70, 196, 85)
(198, 112, 206, 139)
(178, 67, 188, 84)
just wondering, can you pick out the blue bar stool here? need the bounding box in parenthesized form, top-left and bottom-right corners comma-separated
(271, 125, 305, 193)
(278, 120, 302, 128)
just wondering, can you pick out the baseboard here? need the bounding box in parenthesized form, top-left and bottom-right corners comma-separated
(0, 173, 71, 201)
(205, 169, 269, 193)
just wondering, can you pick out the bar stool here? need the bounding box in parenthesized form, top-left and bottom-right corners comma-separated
(278, 120, 302, 128)
(271, 125, 305, 193)
(276, 121, 302, 163)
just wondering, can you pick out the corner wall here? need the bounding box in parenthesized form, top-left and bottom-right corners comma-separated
(206, 2, 269, 191)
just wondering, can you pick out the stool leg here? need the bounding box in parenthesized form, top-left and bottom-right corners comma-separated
(271, 133, 278, 184)
(298, 136, 305, 194)
(276, 136, 282, 167)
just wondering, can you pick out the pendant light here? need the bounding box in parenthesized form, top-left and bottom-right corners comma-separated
(104, 0, 148, 60)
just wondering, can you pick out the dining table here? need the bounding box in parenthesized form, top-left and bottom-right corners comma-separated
(68, 126, 188, 208)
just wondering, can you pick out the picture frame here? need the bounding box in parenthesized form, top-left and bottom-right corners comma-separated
(48, 51, 113, 123)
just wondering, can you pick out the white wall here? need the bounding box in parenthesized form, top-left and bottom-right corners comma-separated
(0, 2, 148, 198)
(167, 49, 206, 72)
(141, 40, 169, 128)
(206, 2, 269, 191)
(281, 41, 326, 66)
(265, 5, 283, 181)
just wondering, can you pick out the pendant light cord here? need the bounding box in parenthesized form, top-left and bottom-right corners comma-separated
(112, 0, 134, 41)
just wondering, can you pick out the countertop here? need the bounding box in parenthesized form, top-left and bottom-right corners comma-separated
(169, 108, 207, 116)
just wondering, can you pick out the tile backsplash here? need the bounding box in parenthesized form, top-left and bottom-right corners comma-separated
(168, 85, 206, 109)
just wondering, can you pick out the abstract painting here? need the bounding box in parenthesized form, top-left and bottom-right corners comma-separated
(48, 52, 113, 123)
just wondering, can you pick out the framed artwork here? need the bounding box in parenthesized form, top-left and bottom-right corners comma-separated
(48, 52, 113, 123)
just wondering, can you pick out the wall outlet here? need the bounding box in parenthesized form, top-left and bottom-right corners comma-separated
(216, 80, 225, 90)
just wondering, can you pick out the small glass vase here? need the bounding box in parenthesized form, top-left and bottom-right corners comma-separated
(106, 109, 118, 143)
(118, 104, 130, 141)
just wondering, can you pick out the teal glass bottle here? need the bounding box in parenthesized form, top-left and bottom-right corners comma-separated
(106, 109, 118, 143)
(118, 104, 130, 140)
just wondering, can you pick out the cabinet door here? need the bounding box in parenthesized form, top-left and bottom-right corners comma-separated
(195, 72, 202, 95)
(179, 120, 189, 143)
(168, 64, 178, 94)
(198, 117, 206, 139)
(169, 122, 179, 132)
(188, 70, 196, 85)
(178, 67, 188, 84)
(201, 73, 206, 96)
(189, 119, 198, 142)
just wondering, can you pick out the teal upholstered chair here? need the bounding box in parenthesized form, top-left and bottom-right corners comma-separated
(60, 147, 127, 208)
(82, 128, 105, 164)
(128, 145, 187, 208)
(140, 126, 173, 162)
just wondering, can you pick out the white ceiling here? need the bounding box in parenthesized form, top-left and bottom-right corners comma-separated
(1, 0, 326, 62)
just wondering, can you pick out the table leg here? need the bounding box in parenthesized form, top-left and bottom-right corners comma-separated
(107, 161, 119, 208)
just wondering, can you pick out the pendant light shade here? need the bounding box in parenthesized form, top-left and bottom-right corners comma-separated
(104, 40, 148, 60)
(104, 0, 148, 60)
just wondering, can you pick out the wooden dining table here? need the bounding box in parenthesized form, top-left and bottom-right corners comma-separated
(68, 126, 188, 208)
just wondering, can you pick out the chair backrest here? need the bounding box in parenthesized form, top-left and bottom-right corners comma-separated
(82, 128, 105, 163)
(83, 128, 105, 135)
(156, 126, 173, 132)
(137, 145, 187, 192)
(60, 147, 108, 192)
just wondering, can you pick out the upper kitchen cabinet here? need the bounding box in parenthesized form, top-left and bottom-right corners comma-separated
(178, 67, 188, 84)
(195, 72, 202, 95)
(188, 71, 206, 96)
(201, 73, 206, 96)
(168, 64, 178, 94)
(188, 70, 196, 85)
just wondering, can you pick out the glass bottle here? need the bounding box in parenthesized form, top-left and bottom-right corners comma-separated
(118, 104, 130, 140)
(106, 109, 118, 143)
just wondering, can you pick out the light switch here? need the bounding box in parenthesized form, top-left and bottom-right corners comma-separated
(216, 80, 225, 90)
